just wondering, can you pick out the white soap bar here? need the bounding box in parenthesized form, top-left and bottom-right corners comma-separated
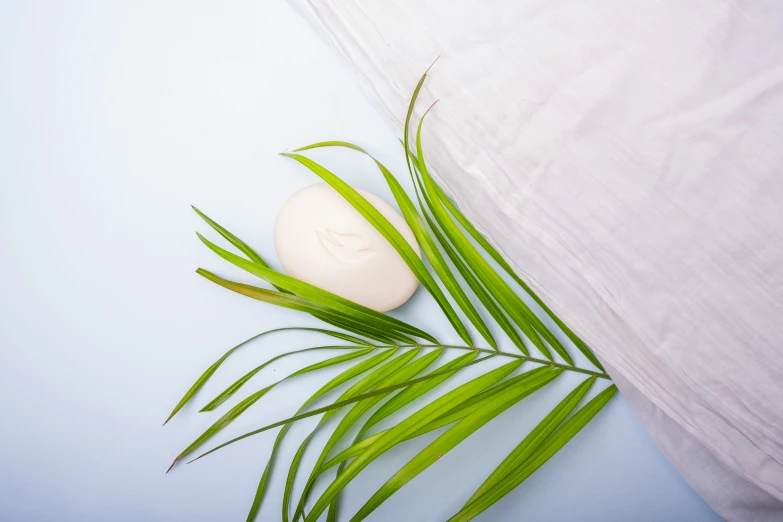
(274, 183, 421, 312)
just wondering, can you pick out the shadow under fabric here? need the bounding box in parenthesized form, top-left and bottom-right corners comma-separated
(284, 1, 783, 520)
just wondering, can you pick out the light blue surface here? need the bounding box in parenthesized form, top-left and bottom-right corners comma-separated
(0, 1, 723, 521)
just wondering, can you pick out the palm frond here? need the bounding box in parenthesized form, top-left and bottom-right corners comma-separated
(304, 360, 524, 521)
(413, 111, 563, 363)
(465, 375, 598, 503)
(200, 345, 367, 413)
(197, 233, 434, 343)
(293, 348, 442, 521)
(250, 348, 400, 522)
(196, 269, 420, 345)
(187, 352, 495, 464)
(163, 326, 370, 425)
(166, 65, 615, 522)
(351, 367, 563, 521)
(450, 385, 618, 521)
(431, 182, 605, 371)
(169, 346, 379, 470)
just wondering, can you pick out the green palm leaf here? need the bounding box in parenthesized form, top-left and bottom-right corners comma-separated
(397, 71, 535, 359)
(293, 348, 443, 521)
(200, 345, 367, 412)
(432, 184, 605, 371)
(283, 349, 419, 521)
(321, 349, 482, 521)
(413, 112, 567, 363)
(318, 365, 552, 474)
(168, 347, 378, 471)
(191, 205, 280, 279)
(282, 348, 422, 521)
(424, 210, 529, 354)
(191, 207, 419, 344)
(187, 353, 494, 465)
(198, 234, 435, 344)
(287, 348, 424, 520)
(170, 63, 615, 522)
(360, 350, 478, 434)
(304, 360, 522, 521)
(247, 348, 400, 522)
(450, 385, 618, 521)
(294, 141, 497, 350)
(352, 367, 563, 521)
(308, 315, 398, 345)
(280, 151, 472, 346)
(196, 269, 419, 345)
(163, 327, 369, 425)
(466, 376, 597, 503)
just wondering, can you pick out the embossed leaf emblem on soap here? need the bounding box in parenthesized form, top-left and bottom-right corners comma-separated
(316, 229, 376, 264)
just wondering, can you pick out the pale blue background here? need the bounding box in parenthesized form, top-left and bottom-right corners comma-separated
(0, 1, 723, 521)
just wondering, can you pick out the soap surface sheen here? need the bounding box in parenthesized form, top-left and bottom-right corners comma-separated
(274, 183, 421, 312)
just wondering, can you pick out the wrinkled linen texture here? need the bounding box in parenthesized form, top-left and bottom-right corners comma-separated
(285, 1, 783, 520)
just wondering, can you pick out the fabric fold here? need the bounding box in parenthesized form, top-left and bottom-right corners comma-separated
(285, 1, 783, 519)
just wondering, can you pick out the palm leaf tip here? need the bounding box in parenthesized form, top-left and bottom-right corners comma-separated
(166, 457, 179, 474)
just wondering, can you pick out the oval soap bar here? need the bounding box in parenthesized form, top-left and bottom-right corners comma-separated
(274, 183, 421, 312)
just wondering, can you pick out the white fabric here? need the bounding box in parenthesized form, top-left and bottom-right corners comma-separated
(285, 1, 783, 520)
(608, 368, 783, 522)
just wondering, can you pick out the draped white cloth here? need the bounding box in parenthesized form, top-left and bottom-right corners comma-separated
(285, 1, 783, 520)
